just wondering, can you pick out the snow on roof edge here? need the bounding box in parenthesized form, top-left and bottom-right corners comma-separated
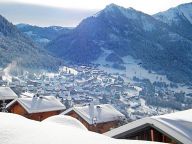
(105, 110, 192, 144)
(6, 98, 66, 114)
(62, 104, 125, 125)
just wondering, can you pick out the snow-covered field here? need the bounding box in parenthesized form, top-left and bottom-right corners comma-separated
(122, 56, 170, 84)
(96, 51, 168, 87)
(170, 85, 192, 94)
(0, 112, 162, 144)
(94, 51, 170, 84)
(94, 50, 192, 94)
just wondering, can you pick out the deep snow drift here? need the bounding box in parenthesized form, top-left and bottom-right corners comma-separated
(0, 112, 162, 144)
(42, 115, 88, 131)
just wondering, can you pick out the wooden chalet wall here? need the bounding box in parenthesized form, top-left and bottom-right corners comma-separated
(67, 110, 119, 133)
(119, 126, 180, 144)
(8, 102, 61, 121)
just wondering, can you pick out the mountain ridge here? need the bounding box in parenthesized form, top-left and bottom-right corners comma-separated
(16, 23, 73, 46)
(0, 14, 63, 70)
(154, 2, 192, 41)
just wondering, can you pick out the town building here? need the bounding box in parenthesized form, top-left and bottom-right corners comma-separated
(6, 94, 66, 121)
(62, 104, 125, 133)
(105, 109, 192, 144)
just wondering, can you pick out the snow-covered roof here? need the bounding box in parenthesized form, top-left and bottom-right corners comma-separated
(62, 104, 125, 124)
(6, 96, 66, 113)
(0, 87, 18, 100)
(42, 115, 88, 131)
(105, 109, 192, 144)
(20, 92, 35, 98)
(0, 112, 162, 144)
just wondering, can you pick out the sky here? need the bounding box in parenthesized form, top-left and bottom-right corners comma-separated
(0, 0, 191, 27)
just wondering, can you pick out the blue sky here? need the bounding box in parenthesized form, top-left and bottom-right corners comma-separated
(0, 0, 191, 27)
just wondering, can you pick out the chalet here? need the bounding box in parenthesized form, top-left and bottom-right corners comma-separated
(0, 87, 18, 112)
(6, 94, 66, 121)
(62, 104, 125, 133)
(105, 109, 192, 144)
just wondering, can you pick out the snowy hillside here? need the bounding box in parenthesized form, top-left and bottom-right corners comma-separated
(154, 2, 192, 42)
(47, 3, 192, 84)
(94, 50, 170, 84)
(94, 51, 192, 95)
(16, 24, 72, 46)
(154, 2, 192, 25)
(0, 15, 63, 70)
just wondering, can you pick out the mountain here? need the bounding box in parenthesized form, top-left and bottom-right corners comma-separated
(17, 24, 72, 46)
(154, 2, 192, 41)
(47, 4, 168, 62)
(46, 3, 192, 83)
(0, 15, 63, 70)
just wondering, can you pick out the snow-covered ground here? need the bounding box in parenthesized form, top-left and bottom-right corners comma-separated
(0, 112, 162, 144)
(93, 48, 114, 65)
(122, 56, 170, 84)
(42, 115, 88, 131)
(170, 85, 192, 94)
(155, 3, 192, 25)
(94, 50, 170, 84)
(94, 50, 192, 94)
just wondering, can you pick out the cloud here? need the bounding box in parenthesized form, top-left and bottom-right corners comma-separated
(3, 0, 192, 13)
(0, 2, 98, 27)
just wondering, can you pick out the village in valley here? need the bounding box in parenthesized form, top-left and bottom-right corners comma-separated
(1, 64, 192, 143)
(0, 64, 174, 120)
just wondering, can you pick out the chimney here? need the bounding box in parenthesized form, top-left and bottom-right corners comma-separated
(31, 94, 38, 108)
(89, 102, 95, 123)
(96, 105, 102, 121)
(68, 91, 71, 97)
